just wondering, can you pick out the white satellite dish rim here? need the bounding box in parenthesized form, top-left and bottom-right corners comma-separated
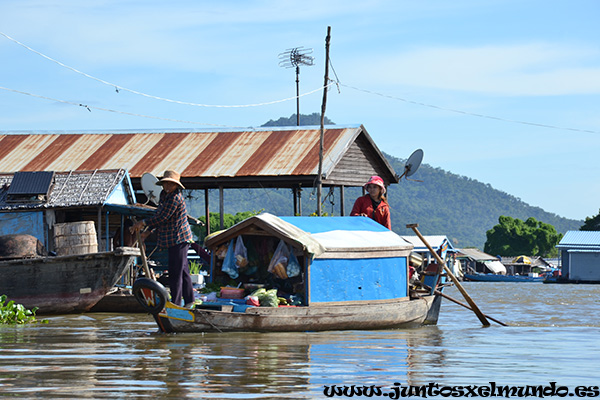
(405, 149, 424, 177)
(141, 172, 162, 205)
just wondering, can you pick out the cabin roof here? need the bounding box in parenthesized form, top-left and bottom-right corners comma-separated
(0, 169, 133, 210)
(205, 213, 413, 257)
(557, 230, 600, 250)
(400, 235, 455, 253)
(456, 248, 498, 261)
(0, 125, 399, 190)
(498, 255, 552, 268)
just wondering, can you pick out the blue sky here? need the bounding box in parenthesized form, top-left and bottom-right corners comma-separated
(1, 1, 599, 221)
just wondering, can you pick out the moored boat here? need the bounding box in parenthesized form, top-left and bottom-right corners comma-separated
(463, 272, 544, 282)
(133, 213, 443, 333)
(0, 239, 140, 314)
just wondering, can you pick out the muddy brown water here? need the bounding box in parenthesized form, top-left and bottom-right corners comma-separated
(0, 282, 599, 399)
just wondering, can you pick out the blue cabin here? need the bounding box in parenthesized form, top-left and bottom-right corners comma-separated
(204, 213, 414, 305)
(556, 231, 600, 283)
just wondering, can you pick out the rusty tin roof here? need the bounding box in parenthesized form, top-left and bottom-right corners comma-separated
(0, 125, 398, 189)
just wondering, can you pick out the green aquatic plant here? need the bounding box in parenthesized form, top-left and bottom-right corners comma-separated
(0, 294, 46, 324)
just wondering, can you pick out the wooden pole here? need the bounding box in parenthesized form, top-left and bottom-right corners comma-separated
(204, 188, 210, 238)
(131, 217, 153, 280)
(317, 26, 331, 217)
(415, 281, 507, 326)
(340, 185, 345, 216)
(219, 186, 224, 230)
(136, 229, 153, 280)
(296, 65, 300, 126)
(407, 223, 491, 326)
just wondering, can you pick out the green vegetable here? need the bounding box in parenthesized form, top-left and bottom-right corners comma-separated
(255, 289, 278, 307)
(188, 261, 201, 274)
(199, 282, 222, 294)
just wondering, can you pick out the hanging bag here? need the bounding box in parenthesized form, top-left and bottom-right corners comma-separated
(221, 240, 238, 279)
(268, 239, 290, 279)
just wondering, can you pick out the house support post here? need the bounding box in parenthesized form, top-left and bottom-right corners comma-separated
(205, 188, 210, 238)
(340, 185, 345, 216)
(219, 186, 224, 230)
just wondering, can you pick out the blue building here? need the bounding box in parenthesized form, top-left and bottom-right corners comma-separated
(556, 231, 600, 282)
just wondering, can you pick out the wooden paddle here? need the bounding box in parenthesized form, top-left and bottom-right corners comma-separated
(415, 281, 507, 326)
(131, 217, 154, 280)
(407, 223, 491, 326)
(135, 229, 154, 280)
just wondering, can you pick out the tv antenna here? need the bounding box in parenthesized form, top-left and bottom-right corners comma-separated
(278, 47, 314, 126)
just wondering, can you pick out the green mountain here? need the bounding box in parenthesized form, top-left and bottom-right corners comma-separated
(187, 115, 582, 249)
(382, 154, 581, 249)
(262, 112, 334, 127)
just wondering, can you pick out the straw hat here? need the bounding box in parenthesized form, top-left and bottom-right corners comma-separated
(364, 175, 386, 194)
(156, 170, 185, 189)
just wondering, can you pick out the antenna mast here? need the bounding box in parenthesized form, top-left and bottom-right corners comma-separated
(278, 47, 314, 125)
(317, 27, 331, 216)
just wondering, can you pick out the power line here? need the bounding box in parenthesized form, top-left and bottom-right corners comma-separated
(338, 83, 599, 135)
(0, 86, 248, 127)
(3, 31, 596, 135)
(0, 31, 331, 108)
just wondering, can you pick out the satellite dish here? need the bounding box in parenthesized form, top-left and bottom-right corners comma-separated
(141, 172, 162, 205)
(399, 149, 424, 180)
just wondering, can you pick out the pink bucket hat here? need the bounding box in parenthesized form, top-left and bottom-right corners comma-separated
(364, 175, 386, 194)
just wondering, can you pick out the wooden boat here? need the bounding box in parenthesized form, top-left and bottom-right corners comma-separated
(463, 272, 544, 282)
(133, 213, 442, 333)
(0, 239, 140, 314)
(89, 287, 147, 313)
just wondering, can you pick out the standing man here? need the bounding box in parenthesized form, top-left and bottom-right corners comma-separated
(131, 170, 195, 308)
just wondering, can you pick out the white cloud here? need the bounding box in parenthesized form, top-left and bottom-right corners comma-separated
(353, 43, 600, 96)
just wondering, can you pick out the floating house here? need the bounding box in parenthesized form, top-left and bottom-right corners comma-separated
(0, 169, 137, 253)
(457, 248, 506, 275)
(400, 235, 460, 277)
(555, 231, 600, 283)
(0, 125, 400, 235)
(499, 255, 554, 276)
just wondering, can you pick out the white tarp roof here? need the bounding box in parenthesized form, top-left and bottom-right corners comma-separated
(483, 260, 507, 274)
(400, 235, 453, 252)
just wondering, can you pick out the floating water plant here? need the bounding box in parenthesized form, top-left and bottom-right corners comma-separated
(0, 294, 45, 324)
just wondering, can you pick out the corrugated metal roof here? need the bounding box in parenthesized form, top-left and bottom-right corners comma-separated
(558, 230, 600, 248)
(456, 248, 497, 261)
(0, 169, 129, 210)
(400, 235, 454, 252)
(0, 125, 398, 189)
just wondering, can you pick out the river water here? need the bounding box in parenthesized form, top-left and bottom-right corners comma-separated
(0, 282, 599, 399)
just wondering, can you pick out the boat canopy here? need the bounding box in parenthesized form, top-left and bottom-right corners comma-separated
(483, 260, 507, 274)
(204, 213, 413, 259)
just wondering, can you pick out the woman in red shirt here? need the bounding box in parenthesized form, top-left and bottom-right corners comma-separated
(350, 175, 391, 229)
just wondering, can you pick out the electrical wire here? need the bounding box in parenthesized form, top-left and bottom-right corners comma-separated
(0, 31, 333, 108)
(3, 31, 596, 134)
(338, 83, 599, 135)
(0, 86, 248, 128)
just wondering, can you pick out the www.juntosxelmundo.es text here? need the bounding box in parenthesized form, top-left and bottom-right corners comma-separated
(323, 382, 600, 398)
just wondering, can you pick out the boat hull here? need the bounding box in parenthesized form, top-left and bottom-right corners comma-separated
(464, 273, 544, 282)
(0, 247, 140, 314)
(133, 278, 441, 333)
